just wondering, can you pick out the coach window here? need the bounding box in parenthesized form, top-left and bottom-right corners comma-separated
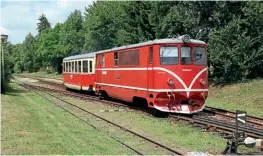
(114, 52, 118, 66)
(149, 47, 153, 64)
(78, 61, 81, 73)
(181, 47, 192, 65)
(89, 60, 93, 73)
(160, 46, 178, 65)
(83, 60, 88, 73)
(194, 47, 206, 65)
(66, 62, 68, 72)
(74, 61, 77, 73)
(68, 62, 71, 72)
(72, 62, 75, 73)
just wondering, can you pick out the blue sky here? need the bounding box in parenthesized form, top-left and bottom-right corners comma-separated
(0, 0, 94, 44)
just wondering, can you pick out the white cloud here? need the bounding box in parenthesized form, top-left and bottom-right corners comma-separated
(0, 26, 9, 34)
(1, 0, 94, 44)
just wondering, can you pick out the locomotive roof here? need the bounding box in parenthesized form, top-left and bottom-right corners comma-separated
(63, 52, 96, 61)
(63, 37, 206, 61)
(95, 38, 206, 54)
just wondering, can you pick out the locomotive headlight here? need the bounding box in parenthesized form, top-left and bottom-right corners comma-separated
(168, 79, 174, 86)
(182, 34, 191, 42)
(200, 79, 206, 85)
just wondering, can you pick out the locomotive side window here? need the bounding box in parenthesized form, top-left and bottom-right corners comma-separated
(127, 50, 139, 65)
(101, 54, 105, 67)
(181, 47, 192, 65)
(83, 60, 88, 73)
(119, 52, 126, 65)
(114, 52, 118, 66)
(89, 60, 93, 73)
(194, 47, 206, 65)
(160, 46, 178, 65)
(119, 50, 139, 66)
(149, 47, 153, 64)
(78, 61, 81, 73)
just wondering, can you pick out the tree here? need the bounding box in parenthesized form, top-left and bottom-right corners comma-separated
(59, 10, 85, 56)
(21, 33, 38, 72)
(36, 14, 51, 37)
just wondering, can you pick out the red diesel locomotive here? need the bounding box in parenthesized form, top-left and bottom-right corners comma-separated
(63, 35, 208, 114)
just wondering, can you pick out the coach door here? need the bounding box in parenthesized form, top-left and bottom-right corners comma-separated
(95, 54, 102, 85)
(147, 46, 154, 92)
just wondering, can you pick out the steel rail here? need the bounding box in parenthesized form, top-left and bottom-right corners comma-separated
(170, 115, 263, 138)
(20, 83, 185, 155)
(204, 106, 263, 127)
(20, 83, 144, 155)
(16, 76, 263, 140)
(21, 81, 263, 139)
(16, 75, 263, 126)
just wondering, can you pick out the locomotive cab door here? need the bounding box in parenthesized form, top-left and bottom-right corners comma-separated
(147, 46, 154, 93)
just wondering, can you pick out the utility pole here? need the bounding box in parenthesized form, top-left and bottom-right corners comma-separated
(1, 34, 9, 92)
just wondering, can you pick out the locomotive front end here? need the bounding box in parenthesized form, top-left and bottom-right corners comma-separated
(152, 35, 208, 114)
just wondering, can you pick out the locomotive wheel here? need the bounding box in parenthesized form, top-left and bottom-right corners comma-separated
(152, 109, 169, 118)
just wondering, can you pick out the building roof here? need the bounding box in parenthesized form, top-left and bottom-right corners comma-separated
(63, 36, 206, 61)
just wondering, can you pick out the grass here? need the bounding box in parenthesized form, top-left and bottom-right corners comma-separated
(19, 71, 62, 80)
(61, 95, 259, 154)
(207, 79, 263, 118)
(1, 83, 135, 155)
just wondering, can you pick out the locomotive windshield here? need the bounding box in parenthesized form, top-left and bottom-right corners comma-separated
(194, 47, 206, 65)
(160, 47, 178, 65)
(181, 47, 192, 65)
(160, 46, 206, 65)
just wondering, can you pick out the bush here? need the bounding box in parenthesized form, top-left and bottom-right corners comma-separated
(46, 69, 52, 74)
(14, 62, 22, 74)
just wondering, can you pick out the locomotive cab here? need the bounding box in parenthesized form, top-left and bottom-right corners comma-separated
(149, 35, 208, 114)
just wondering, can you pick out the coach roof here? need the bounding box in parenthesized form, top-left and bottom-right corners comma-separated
(63, 52, 96, 61)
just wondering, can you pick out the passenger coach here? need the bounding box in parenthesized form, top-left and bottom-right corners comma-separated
(62, 52, 96, 91)
(95, 35, 208, 114)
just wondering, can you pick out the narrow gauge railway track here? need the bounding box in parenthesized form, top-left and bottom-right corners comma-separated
(15, 74, 63, 81)
(20, 83, 186, 155)
(15, 75, 263, 128)
(15, 75, 64, 89)
(204, 107, 263, 128)
(169, 114, 263, 139)
(20, 81, 263, 140)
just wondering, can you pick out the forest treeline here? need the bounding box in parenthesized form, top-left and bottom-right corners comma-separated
(2, 1, 263, 91)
